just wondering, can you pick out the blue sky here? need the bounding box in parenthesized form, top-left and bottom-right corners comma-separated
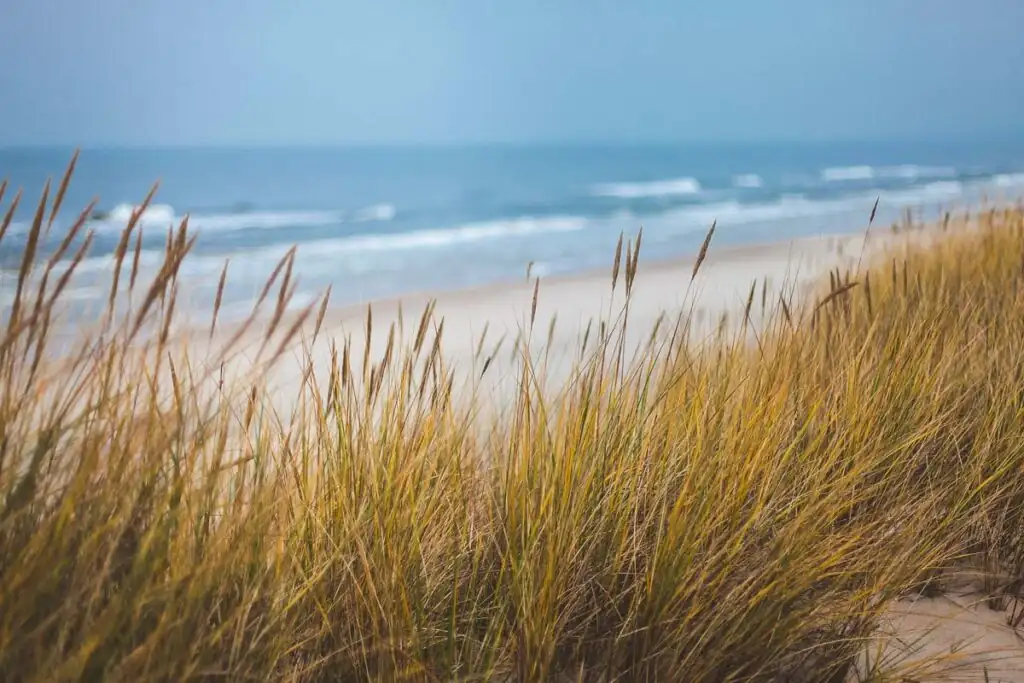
(1, 0, 1022, 146)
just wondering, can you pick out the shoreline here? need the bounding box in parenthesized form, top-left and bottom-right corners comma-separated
(137, 176, 1023, 329)
(38, 215, 959, 424)
(180, 218, 948, 420)
(209, 225, 878, 340)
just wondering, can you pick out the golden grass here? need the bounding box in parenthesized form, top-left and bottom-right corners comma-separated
(2, 157, 1024, 682)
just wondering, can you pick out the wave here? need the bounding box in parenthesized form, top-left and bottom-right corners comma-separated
(821, 166, 875, 182)
(106, 203, 177, 225)
(661, 181, 969, 230)
(885, 165, 958, 180)
(65, 214, 588, 277)
(821, 165, 958, 183)
(89, 203, 396, 234)
(994, 173, 1024, 187)
(591, 177, 702, 198)
(664, 195, 852, 227)
(732, 174, 764, 189)
(352, 203, 397, 222)
(190, 211, 344, 232)
(318, 215, 586, 253)
(880, 181, 965, 204)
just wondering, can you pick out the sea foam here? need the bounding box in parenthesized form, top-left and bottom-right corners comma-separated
(995, 173, 1024, 187)
(821, 165, 958, 183)
(107, 203, 177, 225)
(90, 203, 395, 234)
(65, 214, 588, 280)
(732, 174, 764, 189)
(591, 177, 702, 198)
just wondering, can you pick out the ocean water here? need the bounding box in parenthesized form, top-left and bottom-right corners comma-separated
(2, 142, 1024, 322)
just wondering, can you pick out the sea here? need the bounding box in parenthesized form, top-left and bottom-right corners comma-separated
(2, 142, 1024, 323)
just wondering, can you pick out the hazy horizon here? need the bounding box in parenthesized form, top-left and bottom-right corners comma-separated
(4, 136, 1024, 152)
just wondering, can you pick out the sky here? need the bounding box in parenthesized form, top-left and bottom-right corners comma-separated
(1, 0, 1022, 146)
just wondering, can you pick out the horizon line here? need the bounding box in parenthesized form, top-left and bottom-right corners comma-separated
(4, 136, 1024, 152)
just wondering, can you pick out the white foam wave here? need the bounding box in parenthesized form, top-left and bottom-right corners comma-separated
(190, 211, 343, 232)
(666, 195, 845, 227)
(352, 203, 397, 222)
(822, 165, 958, 183)
(107, 203, 177, 225)
(662, 181, 967, 230)
(592, 177, 702, 198)
(994, 173, 1024, 187)
(732, 174, 763, 189)
(881, 181, 965, 204)
(317, 215, 586, 253)
(884, 165, 957, 180)
(821, 166, 876, 182)
(89, 205, 395, 234)
(62, 215, 588, 279)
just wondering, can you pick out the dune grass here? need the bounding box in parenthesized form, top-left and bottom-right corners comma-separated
(2, 158, 1024, 681)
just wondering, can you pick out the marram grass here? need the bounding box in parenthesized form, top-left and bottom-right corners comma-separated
(1, 157, 1024, 682)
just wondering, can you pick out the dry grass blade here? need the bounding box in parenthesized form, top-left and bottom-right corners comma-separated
(267, 298, 320, 368)
(7, 180, 51, 332)
(474, 322, 490, 362)
(0, 188, 22, 247)
(626, 227, 643, 293)
(215, 247, 295, 358)
(26, 203, 96, 334)
(413, 300, 435, 355)
(362, 303, 373, 378)
(854, 197, 881, 275)
(611, 233, 624, 292)
(45, 231, 96, 310)
(743, 279, 756, 324)
(129, 226, 145, 292)
(210, 260, 230, 340)
(864, 272, 873, 317)
(780, 293, 793, 327)
(692, 220, 716, 280)
(127, 219, 198, 342)
(530, 277, 540, 328)
(46, 150, 79, 231)
(310, 285, 332, 344)
(814, 280, 860, 312)
(256, 250, 298, 360)
(45, 201, 95, 268)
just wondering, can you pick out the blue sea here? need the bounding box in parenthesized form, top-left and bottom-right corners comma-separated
(2, 142, 1024, 321)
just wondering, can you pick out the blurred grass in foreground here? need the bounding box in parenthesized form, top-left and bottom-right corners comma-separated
(1, 157, 1024, 682)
